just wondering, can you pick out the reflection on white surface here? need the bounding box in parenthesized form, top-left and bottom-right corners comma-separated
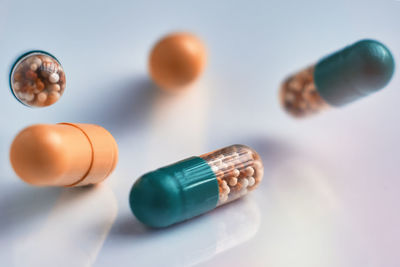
(186, 199, 260, 266)
(270, 158, 339, 212)
(257, 157, 341, 267)
(213, 198, 261, 256)
(203, 153, 343, 267)
(103, 197, 260, 267)
(13, 183, 117, 267)
(148, 81, 209, 163)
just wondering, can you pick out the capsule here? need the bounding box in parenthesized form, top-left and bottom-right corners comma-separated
(10, 123, 118, 187)
(9, 50, 66, 107)
(129, 145, 264, 228)
(149, 32, 207, 91)
(280, 39, 395, 117)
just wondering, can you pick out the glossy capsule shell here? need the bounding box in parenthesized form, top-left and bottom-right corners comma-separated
(149, 32, 207, 91)
(130, 145, 264, 228)
(10, 123, 118, 187)
(315, 39, 395, 106)
(280, 39, 395, 117)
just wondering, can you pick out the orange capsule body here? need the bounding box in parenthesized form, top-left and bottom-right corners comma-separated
(10, 123, 118, 187)
(149, 32, 206, 91)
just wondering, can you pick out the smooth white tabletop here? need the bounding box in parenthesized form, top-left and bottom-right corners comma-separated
(0, 0, 399, 266)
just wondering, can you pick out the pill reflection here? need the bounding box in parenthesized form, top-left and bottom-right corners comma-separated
(13, 183, 117, 267)
(104, 198, 260, 266)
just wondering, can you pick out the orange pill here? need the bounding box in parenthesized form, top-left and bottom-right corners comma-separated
(149, 32, 207, 91)
(10, 123, 118, 187)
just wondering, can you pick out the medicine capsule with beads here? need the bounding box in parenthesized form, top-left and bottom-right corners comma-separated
(280, 39, 395, 117)
(9, 50, 66, 107)
(129, 145, 264, 228)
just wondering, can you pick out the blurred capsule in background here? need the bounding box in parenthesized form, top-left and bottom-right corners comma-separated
(130, 145, 264, 228)
(149, 32, 207, 92)
(9, 51, 66, 107)
(10, 123, 118, 187)
(280, 39, 395, 118)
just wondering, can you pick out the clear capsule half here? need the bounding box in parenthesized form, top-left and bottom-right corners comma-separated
(129, 145, 264, 228)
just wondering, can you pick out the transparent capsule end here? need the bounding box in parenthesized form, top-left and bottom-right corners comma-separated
(280, 65, 329, 118)
(10, 51, 66, 107)
(200, 145, 264, 206)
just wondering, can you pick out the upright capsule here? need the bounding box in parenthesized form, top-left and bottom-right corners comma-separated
(129, 145, 264, 228)
(149, 32, 207, 92)
(9, 50, 66, 107)
(280, 39, 395, 117)
(10, 123, 118, 187)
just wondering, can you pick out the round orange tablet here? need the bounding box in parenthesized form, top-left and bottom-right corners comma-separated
(149, 32, 207, 91)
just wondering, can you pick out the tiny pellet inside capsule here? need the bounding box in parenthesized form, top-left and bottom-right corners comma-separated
(200, 145, 264, 205)
(9, 51, 66, 107)
(129, 145, 264, 228)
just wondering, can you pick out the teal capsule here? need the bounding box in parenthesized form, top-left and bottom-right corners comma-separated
(129, 145, 264, 228)
(280, 39, 395, 117)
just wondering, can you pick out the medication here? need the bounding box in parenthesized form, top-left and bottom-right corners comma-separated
(130, 145, 264, 227)
(149, 32, 207, 91)
(280, 39, 395, 117)
(9, 51, 66, 107)
(10, 123, 118, 187)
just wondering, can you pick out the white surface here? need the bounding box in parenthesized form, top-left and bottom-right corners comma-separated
(0, 0, 399, 266)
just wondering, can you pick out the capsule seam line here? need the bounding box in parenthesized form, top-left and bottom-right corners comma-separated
(58, 123, 95, 187)
(100, 132, 118, 181)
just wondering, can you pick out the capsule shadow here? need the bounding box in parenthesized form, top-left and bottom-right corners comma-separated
(111, 196, 259, 237)
(0, 184, 101, 235)
(248, 136, 340, 211)
(246, 136, 301, 174)
(10, 184, 118, 267)
(73, 76, 160, 138)
(103, 198, 260, 266)
(110, 211, 204, 238)
(0, 183, 62, 234)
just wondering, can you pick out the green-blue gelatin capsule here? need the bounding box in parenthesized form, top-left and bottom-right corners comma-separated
(280, 39, 395, 117)
(129, 145, 264, 228)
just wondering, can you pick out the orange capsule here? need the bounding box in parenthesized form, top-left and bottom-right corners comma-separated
(10, 123, 118, 187)
(149, 32, 207, 91)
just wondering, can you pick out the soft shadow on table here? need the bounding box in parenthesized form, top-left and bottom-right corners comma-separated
(111, 195, 259, 238)
(248, 135, 340, 209)
(72, 76, 163, 138)
(110, 212, 194, 238)
(246, 136, 301, 170)
(0, 184, 61, 233)
(0, 184, 97, 235)
(107, 198, 261, 266)
(5, 184, 118, 267)
(112, 216, 154, 236)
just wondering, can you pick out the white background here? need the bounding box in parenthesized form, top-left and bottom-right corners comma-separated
(0, 0, 399, 266)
